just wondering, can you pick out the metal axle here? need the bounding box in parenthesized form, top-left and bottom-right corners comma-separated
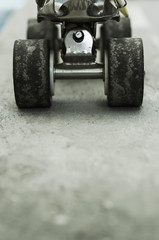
(54, 65, 104, 81)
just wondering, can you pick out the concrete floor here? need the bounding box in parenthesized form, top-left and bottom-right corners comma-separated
(0, 1, 159, 239)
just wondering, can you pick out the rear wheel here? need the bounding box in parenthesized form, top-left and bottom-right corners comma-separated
(106, 38, 144, 107)
(13, 39, 52, 108)
(102, 18, 132, 39)
(27, 18, 58, 50)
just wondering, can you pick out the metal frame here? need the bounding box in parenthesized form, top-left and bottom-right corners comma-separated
(35, 0, 127, 90)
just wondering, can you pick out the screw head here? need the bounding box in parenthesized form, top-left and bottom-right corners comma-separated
(73, 31, 84, 43)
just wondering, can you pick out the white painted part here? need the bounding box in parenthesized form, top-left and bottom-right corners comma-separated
(0, 0, 27, 10)
(96, 23, 102, 39)
(95, 23, 102, 64)
(50, 50, 55, 96)
(104, 50, 108, 96)
(56, 23, 63, 64)
(96, 49, 101, 64)
(128, 5, 150, 29)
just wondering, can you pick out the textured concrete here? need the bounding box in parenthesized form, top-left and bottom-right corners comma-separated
(0, 1, 159, 240)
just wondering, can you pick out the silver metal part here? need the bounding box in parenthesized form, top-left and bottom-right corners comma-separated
(54, 64, 104, 81)
(65, 29, 93, 56)
(104, 50, 108, 95)
(50, 50, 55, 96)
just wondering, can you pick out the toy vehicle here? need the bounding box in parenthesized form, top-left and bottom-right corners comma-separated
(13, 0, 144, 108)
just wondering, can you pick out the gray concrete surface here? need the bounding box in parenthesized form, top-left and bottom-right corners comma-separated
(0, 1, 159, 239)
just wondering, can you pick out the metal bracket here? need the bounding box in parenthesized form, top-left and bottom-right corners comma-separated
(62, 28, 95, 63)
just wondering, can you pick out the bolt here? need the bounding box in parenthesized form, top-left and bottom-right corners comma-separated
(73, 31, 84, 43)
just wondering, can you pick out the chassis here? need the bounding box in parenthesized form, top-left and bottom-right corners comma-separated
(13, 0, 144, 108)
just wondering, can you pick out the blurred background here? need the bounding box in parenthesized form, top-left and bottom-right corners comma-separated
(0, 0, 27, 30)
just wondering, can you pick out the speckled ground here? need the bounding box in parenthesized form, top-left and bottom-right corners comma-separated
(0, 1, 159, 240)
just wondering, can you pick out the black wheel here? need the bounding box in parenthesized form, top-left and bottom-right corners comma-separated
(27, 18, 58, 50)
(102, 18, 132, 39)
(106, 38, 144, 107)
(13, 39, 51, 108)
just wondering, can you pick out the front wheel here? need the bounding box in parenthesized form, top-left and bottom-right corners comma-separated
(105, 38, 144, 107)
(13, 39, 52, 108)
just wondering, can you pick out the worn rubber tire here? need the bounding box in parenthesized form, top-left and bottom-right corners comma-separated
(102, 18, 132, 39)
(27, 18, 58, 49)
(13, 39, 51, 108)
(107, 38, 144, 107)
